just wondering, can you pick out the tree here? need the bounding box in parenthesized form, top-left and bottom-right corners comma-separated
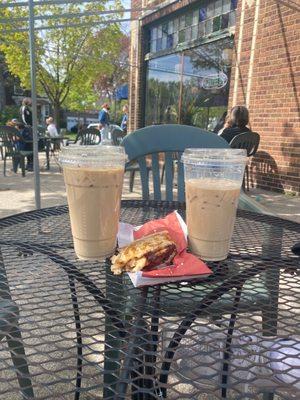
(0, 0, 124, 126)
(94, 34, 129, 102)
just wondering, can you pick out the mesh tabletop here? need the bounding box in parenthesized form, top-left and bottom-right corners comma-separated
(0, 200, 300, 400)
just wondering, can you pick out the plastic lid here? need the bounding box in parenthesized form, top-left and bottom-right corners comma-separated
(59, 145, 126, 167)
(181, 148, 247, 165)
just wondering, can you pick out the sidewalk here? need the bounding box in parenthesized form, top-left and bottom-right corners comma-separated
(0, 156, 299, 222)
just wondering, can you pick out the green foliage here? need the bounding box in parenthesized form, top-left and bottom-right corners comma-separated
(0, 0, 125, 123)
(0, 105, 19, 125)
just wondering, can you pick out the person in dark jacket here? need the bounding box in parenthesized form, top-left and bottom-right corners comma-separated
(12, 121, 33, 171)
(219, 105, 250, 143)
(20, 98, 33, 126)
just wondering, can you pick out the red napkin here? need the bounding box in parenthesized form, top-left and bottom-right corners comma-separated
(133, 212, 212, 278)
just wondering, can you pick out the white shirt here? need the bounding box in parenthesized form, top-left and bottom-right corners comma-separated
(47, 123, 59, 137)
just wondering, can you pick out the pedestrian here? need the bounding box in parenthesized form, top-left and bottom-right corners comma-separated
(219, 105, 250, 143)
(46, 117, 59, 137)
(20, 98, 33, 126)
(98, 103, 110, 129)
(121, 104, 128, 133)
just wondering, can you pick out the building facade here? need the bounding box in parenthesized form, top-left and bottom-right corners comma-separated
(129, 0, 300, 194)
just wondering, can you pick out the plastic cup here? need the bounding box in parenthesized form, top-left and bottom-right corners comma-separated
(182, 148, 247, 261)
(59, 146, 126, 261)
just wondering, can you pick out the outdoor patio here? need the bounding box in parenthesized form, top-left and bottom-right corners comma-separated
(0, 0, 299, 398)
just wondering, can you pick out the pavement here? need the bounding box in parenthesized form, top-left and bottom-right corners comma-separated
(0, 154, 299, 222)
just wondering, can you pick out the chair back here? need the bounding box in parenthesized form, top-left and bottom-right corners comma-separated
(122, 124, 229, 201)
(75, 127, 101, 145)
(111, 126, 126, 146)
(230, 131, 260, 157)
(0, 125, 19, 156)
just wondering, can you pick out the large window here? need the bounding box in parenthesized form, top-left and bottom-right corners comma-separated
(145, 37, 233, 131)
(145, 54, 181, 126)
(148, 0, 237, 55)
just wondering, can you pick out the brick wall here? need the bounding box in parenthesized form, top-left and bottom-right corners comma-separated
(229, 0, 300, 194)
(130, 0, 300, 194)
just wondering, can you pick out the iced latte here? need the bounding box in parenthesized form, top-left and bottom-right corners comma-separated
(186, 178, 241, 261)
(60, 146, 126, 260)
(182, 149, 246, 261)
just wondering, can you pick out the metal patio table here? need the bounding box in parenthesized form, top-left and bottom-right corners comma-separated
(0, 200, 299, 400)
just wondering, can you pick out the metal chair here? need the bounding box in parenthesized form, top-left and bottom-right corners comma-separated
(74, 127, 101, 145)
(0, 125, 33, 177)
(111, 126, 126, 146)
(230, 131, 260, 191)
(122, 124, 229, 201)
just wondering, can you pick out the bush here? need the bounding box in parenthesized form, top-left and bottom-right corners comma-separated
(0, 105, 20, 125)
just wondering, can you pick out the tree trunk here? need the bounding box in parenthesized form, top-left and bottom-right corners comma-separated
(53, 102, 61, 129)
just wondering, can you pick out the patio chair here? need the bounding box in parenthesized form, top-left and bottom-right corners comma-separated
(0, 251, 34, 398)
(122, 124, 229, 201)
(122, 124, 279, 337)
(74, 127, 101, 145)
(0, 125, 33, 177)
(230, 131, 260, 191)
(111, 126, 126, 146)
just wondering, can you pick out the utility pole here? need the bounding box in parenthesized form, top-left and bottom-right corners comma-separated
(28, 0, 41, 209)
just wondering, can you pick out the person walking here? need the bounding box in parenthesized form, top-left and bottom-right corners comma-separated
(219, 105, 250, 143)
(98, 103, 110, 129)
(20, 98, 33, 126)
(121, 104, 128, 133)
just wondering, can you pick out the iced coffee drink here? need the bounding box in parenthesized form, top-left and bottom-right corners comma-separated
(60, 146, 126, 260)
(182, 149, 246, 261)
(186, 178, 241, 261)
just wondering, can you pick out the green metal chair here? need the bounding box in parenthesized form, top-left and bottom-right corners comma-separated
(122, 124, 229, 201)
(0, 125, 33, 177)
(74, 127, 101, 145)
(0, 251, 34, 398)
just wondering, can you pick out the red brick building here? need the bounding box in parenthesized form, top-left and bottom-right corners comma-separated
(129, 0, 300, 194)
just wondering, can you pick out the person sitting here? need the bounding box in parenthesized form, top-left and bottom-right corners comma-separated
(219, 105, 250, 143)
(11, 121, 33, 171)
(46, 117, 59, 137)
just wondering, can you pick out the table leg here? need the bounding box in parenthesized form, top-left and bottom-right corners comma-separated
(221, 285, 243, 399)
(143, 286, 161, 396)
(68, 276, 83, 400)
(114, 287, 149, 399)
(103, 265, 126, 399)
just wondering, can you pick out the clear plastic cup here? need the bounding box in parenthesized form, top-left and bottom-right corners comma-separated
(59, 146, 126, 261)
(182, 148, 247, 261)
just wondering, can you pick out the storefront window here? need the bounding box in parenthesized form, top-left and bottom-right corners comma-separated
(181, 38, 232, 130)
(148, 0, 237, 55)
(145, 38, 233, 131)
(145, 54, 181, 126)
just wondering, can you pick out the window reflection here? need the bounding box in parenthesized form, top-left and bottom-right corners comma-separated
(145, 38, 233, 131)
(181, 38, 232, 131)
(145, 54, 181, 126)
